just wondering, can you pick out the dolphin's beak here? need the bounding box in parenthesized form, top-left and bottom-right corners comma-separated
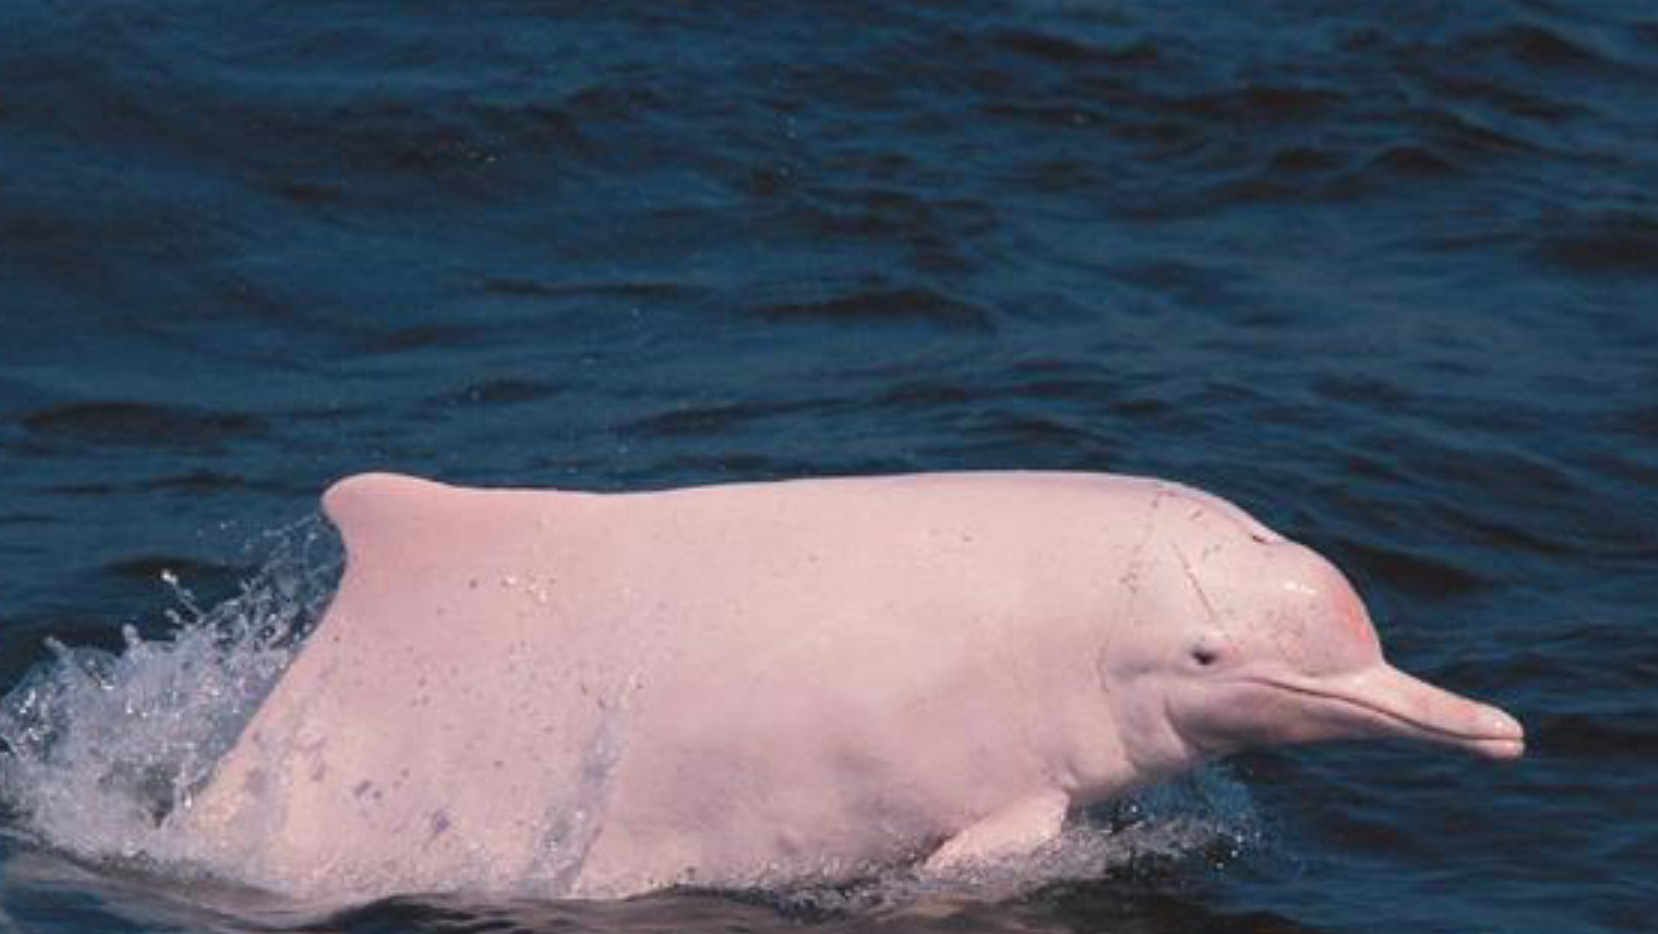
(1265, 663, 1525, 760)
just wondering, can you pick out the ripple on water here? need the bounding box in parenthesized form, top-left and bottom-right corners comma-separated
(750, 286, 998, 334)
(20, 402, 267, 448)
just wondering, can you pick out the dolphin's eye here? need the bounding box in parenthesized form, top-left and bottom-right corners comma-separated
(1191, 646, 1218, 667)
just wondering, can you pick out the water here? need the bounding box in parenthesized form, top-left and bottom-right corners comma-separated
(0, 0, 1654, 930)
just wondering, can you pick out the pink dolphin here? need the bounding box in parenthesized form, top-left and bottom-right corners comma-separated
(174, 472, 1522, 900)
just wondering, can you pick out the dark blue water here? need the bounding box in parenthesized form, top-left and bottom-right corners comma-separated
(2, 0, 1655, 931)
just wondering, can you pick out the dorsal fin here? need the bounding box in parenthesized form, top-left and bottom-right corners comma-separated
(322, 472, 453, 533)
(318, 472, 602, 590)
(320, 473, 474, 588)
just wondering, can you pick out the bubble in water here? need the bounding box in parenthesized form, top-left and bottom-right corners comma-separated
(0, 516, 342, 875)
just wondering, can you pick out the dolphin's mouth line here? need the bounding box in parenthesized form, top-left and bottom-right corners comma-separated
(1236, 676, 1515, 743)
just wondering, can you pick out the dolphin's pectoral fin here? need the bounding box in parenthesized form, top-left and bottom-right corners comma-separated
(922, 788, 1069, 873)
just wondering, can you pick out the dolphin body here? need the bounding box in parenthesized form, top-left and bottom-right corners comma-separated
(174, 472, 1523, 900)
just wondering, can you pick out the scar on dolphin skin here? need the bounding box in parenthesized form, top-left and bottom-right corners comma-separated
(1096, 490, 1171, 698)
(1170, 541, 1220, 627)
(1117, 489, 1168, 599)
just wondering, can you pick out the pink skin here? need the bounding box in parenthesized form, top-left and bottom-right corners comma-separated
(173, 472, 1523, 902)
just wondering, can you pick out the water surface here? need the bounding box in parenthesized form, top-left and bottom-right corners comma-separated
(1, 1, 1655, 931)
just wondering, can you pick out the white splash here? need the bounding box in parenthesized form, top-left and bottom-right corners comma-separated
(761, 768, 1262, 915)
(0, 517, 340, 879)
